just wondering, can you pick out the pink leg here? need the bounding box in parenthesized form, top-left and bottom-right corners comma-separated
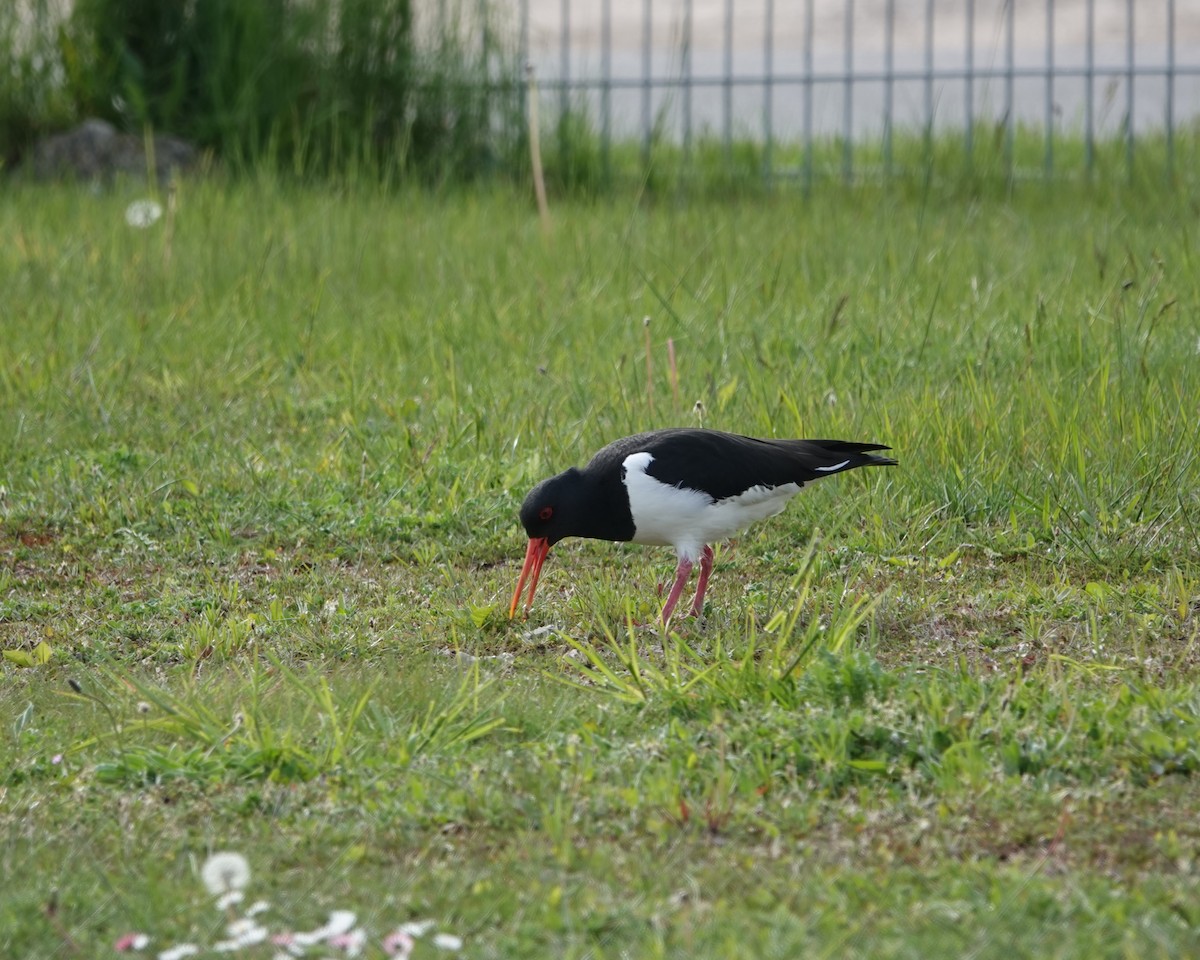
(660, 556, 694, 624)
(689, 545, 714, 617)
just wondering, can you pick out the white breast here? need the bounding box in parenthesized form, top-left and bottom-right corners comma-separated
(621, 451, 804, 562)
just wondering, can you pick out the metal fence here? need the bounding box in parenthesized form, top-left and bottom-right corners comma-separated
(510, 0, 1200, 183)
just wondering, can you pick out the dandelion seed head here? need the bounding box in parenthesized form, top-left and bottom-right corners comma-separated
(201, 851, 251, 896)
(125, 200, 163, 229)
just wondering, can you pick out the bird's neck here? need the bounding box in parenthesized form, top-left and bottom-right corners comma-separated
(574, 469, 636, 543)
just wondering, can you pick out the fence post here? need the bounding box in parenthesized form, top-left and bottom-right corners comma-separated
(1045, 0, 1055, 177)
(602, 0, 612, 184)
(965, 0, 975, 170)
(1167, 0, 1176, 179)
(764, 0, 775, 182)
(884, 0, 895, 179)
(802, 0, 814, 194)
(1126, 0, 1135, 180)
(1085, 0, 1096, 176)
(1005, 0, 1015, 185)
(641, 0, 652, 172)
(842, 0, 854, 184)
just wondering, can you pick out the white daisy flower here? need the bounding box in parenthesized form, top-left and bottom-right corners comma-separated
(329, 929, 367, 957)
(291, 909, 357, 947)
(215, 891, 244, 911)
(323, 909, 357, 937)
(213, 917, 269, 952)
(382, 930, 415, 957)
(157, 945, 200, 960)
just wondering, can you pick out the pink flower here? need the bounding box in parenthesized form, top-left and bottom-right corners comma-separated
(382, 930, 415, 957)
(329, 929, 366, 955)
(114, 932, 149, 951)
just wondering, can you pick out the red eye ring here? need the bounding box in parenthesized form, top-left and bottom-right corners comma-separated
(539, 506, 554, 521)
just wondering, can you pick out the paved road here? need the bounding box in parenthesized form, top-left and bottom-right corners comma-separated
(519, 0, 1200, 139)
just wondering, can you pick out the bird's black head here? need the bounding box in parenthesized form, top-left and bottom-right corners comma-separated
(518, 468, 587, 546)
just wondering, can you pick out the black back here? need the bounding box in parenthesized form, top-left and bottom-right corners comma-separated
(586, 428, 895, 502)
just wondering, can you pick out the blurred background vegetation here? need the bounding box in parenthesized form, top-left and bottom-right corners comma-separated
(0, 0, 519, 181)
(2, 1, 1195, 193)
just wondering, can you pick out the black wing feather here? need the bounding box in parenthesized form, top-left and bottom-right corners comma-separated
(586, 428, 895, 502)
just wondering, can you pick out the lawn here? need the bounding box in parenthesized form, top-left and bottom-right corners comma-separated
(2, 169, 1200, 958)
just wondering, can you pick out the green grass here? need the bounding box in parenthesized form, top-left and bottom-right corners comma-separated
(3, 166, 1200, 957)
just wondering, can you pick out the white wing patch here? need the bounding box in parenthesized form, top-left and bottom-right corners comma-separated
(621, 451, 804, 562)
(814, 458, 851, 472)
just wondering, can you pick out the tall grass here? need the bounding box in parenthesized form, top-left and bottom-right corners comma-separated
(3, 164, 1200, 957)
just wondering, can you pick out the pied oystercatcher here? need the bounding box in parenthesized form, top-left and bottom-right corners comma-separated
(510, 428, 897, 623)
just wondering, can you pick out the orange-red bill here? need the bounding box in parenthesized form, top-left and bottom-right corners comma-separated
(509, 537, 551, 618)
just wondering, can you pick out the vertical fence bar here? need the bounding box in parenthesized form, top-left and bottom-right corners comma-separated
(764, 0, 775, 180)
(723, 0, 733, 161)
(602, 0, 612, 182)
(1167, 0, 1175, 177)
(683, 0, 693, 161)
(803, 0, 814, 193)
(1045, 0, 1055, 176)
(559, 0, 570, 164)
(478, 0, 493, 167)
(1126, 0, 1135, 178)
(924, 0, 934, 162)
(842, 0, 854, 182)
(1085, 0, 1095, 174)
(519, 0, 530, 130)
(479, 0, 489, 94)
(642, 0, 652, 170)
(965, 0, 974, 168)
(1004, 0, 1014, 180)
(884, 0, 894, 178)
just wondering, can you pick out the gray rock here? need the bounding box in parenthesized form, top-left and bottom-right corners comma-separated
(28, 119, 198, 182)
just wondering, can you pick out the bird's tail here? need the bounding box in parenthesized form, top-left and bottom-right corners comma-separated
(802, 439, 898, 470)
